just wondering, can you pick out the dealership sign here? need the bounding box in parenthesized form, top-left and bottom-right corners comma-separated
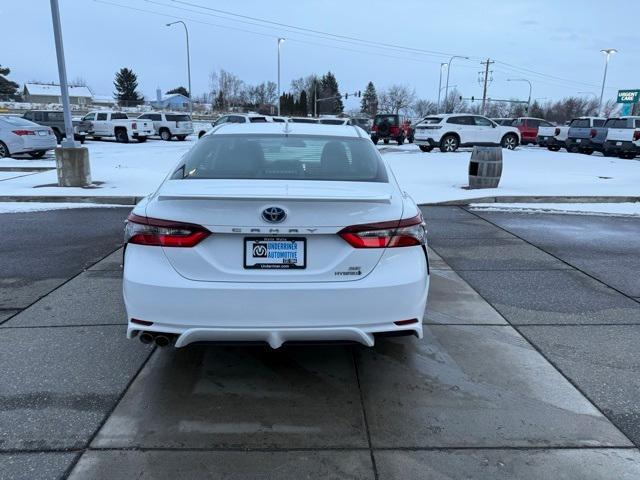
(617, 90, 640, 103)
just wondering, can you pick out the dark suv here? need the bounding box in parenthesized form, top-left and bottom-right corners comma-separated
(23, 110, 90, 144)
(371, 114, 408, 145)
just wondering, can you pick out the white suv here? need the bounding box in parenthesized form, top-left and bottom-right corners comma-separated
(196, 113, 273, 138)
(137, 112, 194, 141)
(414, 114, 521, 152)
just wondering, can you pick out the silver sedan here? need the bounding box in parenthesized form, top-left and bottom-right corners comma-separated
(0, 115, 57, 158)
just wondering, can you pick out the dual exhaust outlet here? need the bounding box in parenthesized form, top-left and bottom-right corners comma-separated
(139, 331, 175, 347)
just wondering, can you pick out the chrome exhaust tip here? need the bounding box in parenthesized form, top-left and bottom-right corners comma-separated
(139, 332, 154, 344)
(155, 335, 170, 347)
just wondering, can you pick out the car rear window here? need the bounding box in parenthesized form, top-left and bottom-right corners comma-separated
(289, 118, 318, 123)
(166, 114, 191, 122)
(110, 113, 128, 120)
(604, 118, 628, 128)
(319, 119, 346, 125)
(173, 134, 388, 183)
(374, 115, 398, 125)
(1, 116, 38, 127)
(570, 119, 589, 128)
(419, 117, 443, 125)
(249, 117, 268, 123)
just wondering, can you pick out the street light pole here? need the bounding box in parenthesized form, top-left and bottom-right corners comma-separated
(166, 21, 191, 113)
(437, 63, 446, 113)
(277, 38, 285, 116)
(507, 78, 532, 112)
(444, 55, 469, 113)
(49, 0, 76, 148)
(599, 48, 617, 115)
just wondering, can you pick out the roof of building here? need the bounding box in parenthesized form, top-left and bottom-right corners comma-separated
(24, 83, 93, 98)
(162, 93, 190, 101)
(208, 122, 364, 138)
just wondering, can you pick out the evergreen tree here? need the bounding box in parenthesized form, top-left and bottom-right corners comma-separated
(299, 90, 308, 116)
(166, 86, 189, 97)
(319, 71, 343, 115)
(0, 65, 19, 99)
(361, 81, 378, 116)
(113, 67, 143, 106)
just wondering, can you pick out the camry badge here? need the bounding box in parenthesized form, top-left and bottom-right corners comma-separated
(261, 207, 286, 223)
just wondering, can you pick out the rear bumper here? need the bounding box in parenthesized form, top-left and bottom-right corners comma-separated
(567, 137, 603, 151)
(604, 140, 639, 155)
(536, 136, 563, 148)
(123, 244, 430, 348)
(414, 138, 438, 147)
(132, 130, 154, 137)
(12, 136, 57, 153)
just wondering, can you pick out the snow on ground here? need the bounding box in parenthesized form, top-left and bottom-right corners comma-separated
(469, 203, 640, 217)
(0, 202, 124, 214)
(0, 139, 638, 216)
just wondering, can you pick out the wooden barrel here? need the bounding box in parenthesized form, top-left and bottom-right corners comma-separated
(468, 146, 503, 189)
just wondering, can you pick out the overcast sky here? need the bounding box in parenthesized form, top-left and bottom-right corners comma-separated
(3, 0, 636, 108)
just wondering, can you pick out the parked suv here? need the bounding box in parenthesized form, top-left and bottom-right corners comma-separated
(137, 112, 193, 141)
(511, 117, 555, 145)
(414, 114, 520, 152)
(371, 114, 411, 145)
(23, 110, 89, 144)
(196, 113, 272, 138)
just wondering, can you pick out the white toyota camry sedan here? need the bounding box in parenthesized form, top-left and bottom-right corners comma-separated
(123, 122, 430, 348)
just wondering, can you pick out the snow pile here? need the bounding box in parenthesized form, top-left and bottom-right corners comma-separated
(469, 202, 640, 217)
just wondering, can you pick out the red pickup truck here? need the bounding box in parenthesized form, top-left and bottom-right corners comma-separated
(511, 117, 555, 145)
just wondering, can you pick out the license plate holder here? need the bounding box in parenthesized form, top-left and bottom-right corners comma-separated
(244, 237, 306, 269)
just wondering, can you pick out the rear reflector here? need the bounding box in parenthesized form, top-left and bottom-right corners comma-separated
(125, 213, 210, 247)
(338, 214, 426, 248)
(394, 319, 419, 326)
(633, 131, 640, 141)
(131, 318, 154, 326)
(590, 128, 597, 138)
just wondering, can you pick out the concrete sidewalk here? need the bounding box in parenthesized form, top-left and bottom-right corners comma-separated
(2, 245, 639, 479)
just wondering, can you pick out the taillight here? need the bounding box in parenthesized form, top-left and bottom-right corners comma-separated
(372, 125, 378, 132)
(132, 122, 137, 129)
(125, 213, 210, 247)
(338, 214, 426, 248)
(633, 131, 640, 141)
(12, 130, 35, 136)
(554, 127, 560, 136)
(590, 128, 597, 138)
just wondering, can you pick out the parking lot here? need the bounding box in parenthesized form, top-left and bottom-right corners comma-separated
(2, 206, 640, 479)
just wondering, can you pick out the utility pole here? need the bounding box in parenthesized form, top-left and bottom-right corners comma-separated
(480, 58, 494, 115)
(437, 63, 446, 113)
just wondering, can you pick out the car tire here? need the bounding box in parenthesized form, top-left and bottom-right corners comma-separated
(53, 129, 63, 144)
(160, 129, 172, 141)
(580, 148, 593, 155)
(115, 129, 129, 143)
(28, 151, 46, 159)
(439, 134, 459, 152)
(419, 145, 433, 152)
(567, 144, 580, 153)
(383, 139, 390, 144)
(501, 133, 519, 150)
(408, 135, 414, 144)
(176, 135, 187, 141)
(397, 136, 404, 145)
(137, 136, 147, 143)
(603, 149, 615, 157)
(0, 141, 10, 158)
(371, 136, 379, 145)
(547, 146, 560, 152)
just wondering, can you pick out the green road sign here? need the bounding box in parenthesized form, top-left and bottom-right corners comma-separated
(617, 90, 640, 103)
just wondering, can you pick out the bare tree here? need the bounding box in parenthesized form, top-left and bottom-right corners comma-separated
(411, 99, 437, 118)
(209, 68, 244, 111)
(442, 88, 466, 114)
(378, 84, 416, 114)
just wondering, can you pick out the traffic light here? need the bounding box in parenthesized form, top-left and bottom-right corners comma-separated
(471, 96, 475, 102)
(357, 90, 361, 97)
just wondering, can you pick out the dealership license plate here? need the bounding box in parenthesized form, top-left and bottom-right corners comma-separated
(576, 139, 582, 143)
(616, 141, 622, 146)
(244, 237, 306, 269)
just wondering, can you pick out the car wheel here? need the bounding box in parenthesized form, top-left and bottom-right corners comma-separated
(439, 134, 459, 152)
(408, 136, 414, 144)
(419, 145, 433, 152)
(137, 136, 147, 143)
(371, 136, 379, 145)
(567, 144, 580, 153)
(160, 129, 172, 141)
(0, 141, 10, 158)
(548, 146, 560, 152)
(603, 150, 615, 157)
(176, 135, 187, 141)
(501, 133, 518, 150)
(383, 139, 390, 144)
(115, 129, 129, 143)
(397, 136, 404, 145)
(78, 136, 86, 144)
(28, 151, 46, 159)
(53, 129, 63, 144)
(580, 148, 593, 155)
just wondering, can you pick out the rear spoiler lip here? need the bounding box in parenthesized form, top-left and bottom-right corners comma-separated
(157, 194, 392, 203)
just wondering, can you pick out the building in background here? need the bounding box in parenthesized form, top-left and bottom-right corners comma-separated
(150, 92, 190, 110)
(22, 83, 93, 106)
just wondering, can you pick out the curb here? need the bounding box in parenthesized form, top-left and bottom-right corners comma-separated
(420, 196, 640, 206)
(0, 196, 142, 205)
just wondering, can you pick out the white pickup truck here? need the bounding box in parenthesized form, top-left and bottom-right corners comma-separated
(82, 111, 155, 143)
(137, 112, 193, 141)
(603, 117, 640, 159)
